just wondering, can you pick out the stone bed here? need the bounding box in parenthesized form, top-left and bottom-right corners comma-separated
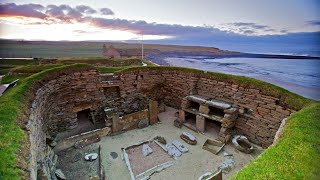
(126, 141, 173, 176)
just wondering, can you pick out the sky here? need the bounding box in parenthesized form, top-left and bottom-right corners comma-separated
(0, 0, 319, 53)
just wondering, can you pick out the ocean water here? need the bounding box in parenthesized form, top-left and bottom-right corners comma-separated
(164, 57, 320, 100)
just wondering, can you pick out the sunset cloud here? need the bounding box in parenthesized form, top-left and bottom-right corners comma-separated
(0, 2, 232, 38)
(0, 2, 318, 44)
(0, 3, 47, 19)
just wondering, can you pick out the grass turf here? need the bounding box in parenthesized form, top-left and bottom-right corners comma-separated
(9, 64, 63, 74)
(1, 74, 31, 84)
(233, 102, 320, 180)
(0, 59, 40, 66)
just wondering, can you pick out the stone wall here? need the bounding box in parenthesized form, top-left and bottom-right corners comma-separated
(117, 69, 295, 147)
(24, 67, 296, 179)
(27, 69, 106, 179)
(112, 109, 149, 133)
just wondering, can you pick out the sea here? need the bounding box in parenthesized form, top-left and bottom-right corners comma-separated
(164, 57, 320, 100)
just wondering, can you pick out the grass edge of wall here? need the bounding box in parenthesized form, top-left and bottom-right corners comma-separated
(0, 64, 94, 179)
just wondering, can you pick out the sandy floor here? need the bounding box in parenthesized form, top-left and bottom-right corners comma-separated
(99, 107, 263, 180)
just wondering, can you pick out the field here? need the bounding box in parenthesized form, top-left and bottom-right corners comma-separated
(0, 42, 103, 58)
(0, 40, 237, 59)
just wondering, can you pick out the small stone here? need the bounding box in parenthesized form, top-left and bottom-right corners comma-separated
(50, 141, 57, 147)
(218, 157, 235, 173)
(174, 119, 182, 128)
(89, 176, 99, 180)
(55, 169, 66, 180)
(110, 152, 118, 159)
(138, 119, 149, 129)
(72, 152, 82, 163)
(154, 136, 166, 144)
(142, 144, 153, 156)
(84, 153, 98, 161)
(223, 151, 232, 157)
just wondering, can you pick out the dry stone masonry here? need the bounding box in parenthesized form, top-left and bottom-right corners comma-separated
(24, 67, 295, 179)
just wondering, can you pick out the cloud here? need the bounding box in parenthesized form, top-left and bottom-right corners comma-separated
(307, 20, 320, 26)
(0, 2, 302, 41)
(76, 5, 97, 14)
(45, 4, 83, 22)
(221, 22, 276, 35)
(80, 16, 233, 38)
(0, 3, 47, 19)
(229, 22, 269, 30)
(100, 8, 114, 15)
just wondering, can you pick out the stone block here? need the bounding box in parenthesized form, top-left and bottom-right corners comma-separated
(178, 110, 185, 122)
(199, 105, 210, 114)
(196, 115, 206, 132)
(149, 100, 158, 125)
(138, 119, 149, 129)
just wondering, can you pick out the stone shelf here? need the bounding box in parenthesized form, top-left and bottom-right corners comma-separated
(187, 95, 232, 109)
(182, 108, 223, 123)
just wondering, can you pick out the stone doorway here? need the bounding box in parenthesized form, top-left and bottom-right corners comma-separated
(56, 108, 105, 140)
(77, 109, 93, 124)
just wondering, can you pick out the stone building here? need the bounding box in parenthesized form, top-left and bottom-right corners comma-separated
(103, 44, 121, 58)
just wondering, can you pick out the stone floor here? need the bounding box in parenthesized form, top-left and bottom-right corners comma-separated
(99, 106, 264, 180)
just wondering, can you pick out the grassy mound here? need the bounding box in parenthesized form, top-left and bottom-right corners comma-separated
(1, 74, 31, 84)
(57, 57, 142, 66)
(9, 64, 63, 74)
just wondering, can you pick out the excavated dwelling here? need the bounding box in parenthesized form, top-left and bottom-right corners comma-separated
(6, 65, 309, 179)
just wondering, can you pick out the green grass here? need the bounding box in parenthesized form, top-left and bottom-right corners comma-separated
(10, 64, 63, 74)
(233, 102, 320, 180)
(0, 42, 104, 58)
(57, 57, 142, 66)
(0, 68, 12, 75)
(142, 59, 157, 66)
(1, 74, 31, 84)
(0, 64, 94, 179)
(96, 66, 135, 73)
(0, 59, 40, 65)
(117, 66, 313, 110)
